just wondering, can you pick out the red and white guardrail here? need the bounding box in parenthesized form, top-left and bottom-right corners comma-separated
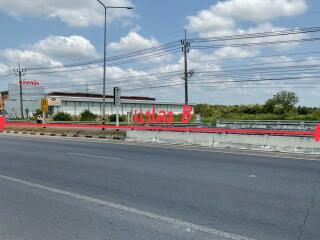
(1, 116, 320, 142)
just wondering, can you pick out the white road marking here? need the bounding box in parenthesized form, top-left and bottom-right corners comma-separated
(0, 174, 255, 240)
(247, 175, 257, 178)
(67, 152, 122, 160)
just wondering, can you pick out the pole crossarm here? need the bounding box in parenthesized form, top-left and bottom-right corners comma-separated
(97, 0, 133, 9)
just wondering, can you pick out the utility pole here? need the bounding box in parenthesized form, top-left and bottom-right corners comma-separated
(13, 64, 26, 119)
(181, 30, 191, 106)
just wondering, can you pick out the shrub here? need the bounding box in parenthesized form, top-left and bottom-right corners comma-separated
(109, 114, 126, 122)
(53, 112, 73, 121)
(35, 109, 43, 115)
(297, 106, 311, 115)
(80, 110, 96, 121)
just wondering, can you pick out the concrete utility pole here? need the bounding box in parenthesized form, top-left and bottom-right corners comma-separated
(96, 0, 133, 123)
(13, 64, 26, 119)
(181, 30, 191, 106)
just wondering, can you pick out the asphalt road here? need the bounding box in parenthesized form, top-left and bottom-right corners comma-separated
(0, 134, 319, 240)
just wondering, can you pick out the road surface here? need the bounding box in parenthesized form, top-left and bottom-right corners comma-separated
(0, 134, 319, 240)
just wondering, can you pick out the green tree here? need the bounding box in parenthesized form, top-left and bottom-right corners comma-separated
(273, 104, 285, 115)
(80, 110, 96, 121)
(264, 91, 299, 114)
(109, 114, 126, 122)
(194, 104, 213, 117)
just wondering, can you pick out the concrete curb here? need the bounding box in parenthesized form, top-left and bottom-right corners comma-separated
(0, 130, 125, 141)
(127, 130, 320, 155)
(2, 129, 319, 155)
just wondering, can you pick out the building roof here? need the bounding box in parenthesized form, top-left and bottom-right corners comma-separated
(47, 92, 156, 101)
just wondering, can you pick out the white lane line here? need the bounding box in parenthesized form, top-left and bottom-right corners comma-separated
(247, 175, 257, 178)
(67, 152, 122, 160)
(0, 174, 254, 240)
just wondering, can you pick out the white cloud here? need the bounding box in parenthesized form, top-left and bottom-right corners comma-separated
(1, 35, 99, 69)
(187, 0, 307, 37)
(0, 0, 134, 27)
(211, 47, 260, 60)
(108, 32, 159, 52)
(2, 49, 62, 68)
(33, 35, 99, 62)
(236, 23, 309, 50)
(213, 0, 307, 22)
(303, 57, 320, 66)
(0, 63, 9, 74)
(187, 13, 235, 37)
(108, 32, 174, 64)
(184, 0, 310, 97)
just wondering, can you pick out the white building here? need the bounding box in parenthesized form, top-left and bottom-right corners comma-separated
(4, 82, 45, 118)
(2, 80, 192, 118)
(47, 92, 190, 116)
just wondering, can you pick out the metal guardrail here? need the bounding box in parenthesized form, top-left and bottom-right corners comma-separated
(7, 120, 211, 128)
(216, 120, 319, 131)
(5, 122, 315, 137)
(145, 123, 211, 128)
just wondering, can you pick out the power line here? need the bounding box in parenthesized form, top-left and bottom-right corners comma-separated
(27, 48, 180, 76)
(191, 37, 320, 50)
(26, 41, 181, 71)
(196, 63, 320, 75)
(23, 26, 320, 73)
(189, 27, 320, 43)
(190, 75, 320, 85)
(189, 51, 320, 63)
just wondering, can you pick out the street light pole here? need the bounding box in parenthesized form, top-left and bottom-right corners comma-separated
(96, 0, 133, 123)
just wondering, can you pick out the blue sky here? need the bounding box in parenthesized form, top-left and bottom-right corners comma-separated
(0, 0, 320, 106)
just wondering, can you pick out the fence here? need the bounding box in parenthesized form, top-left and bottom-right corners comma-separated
(216, 120, 318, 131)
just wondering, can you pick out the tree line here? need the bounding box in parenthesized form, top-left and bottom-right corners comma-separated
(195, 91, 320, 124)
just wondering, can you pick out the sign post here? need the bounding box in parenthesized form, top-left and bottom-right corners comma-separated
(113, 87, 121, 127)
(41, 98, 49, 125)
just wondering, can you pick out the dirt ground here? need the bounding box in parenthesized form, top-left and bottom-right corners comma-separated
(3, 126, 126, 139)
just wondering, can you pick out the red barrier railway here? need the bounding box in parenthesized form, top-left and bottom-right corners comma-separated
(1, 115, 319, 141)
(3, 120, 317, 134)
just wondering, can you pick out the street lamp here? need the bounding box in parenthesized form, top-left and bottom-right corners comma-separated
(96, 0, 133, 123)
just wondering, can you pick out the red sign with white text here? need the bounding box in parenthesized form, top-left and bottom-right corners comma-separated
(19, 80, 40, 86)
(133, 105, 193, 125)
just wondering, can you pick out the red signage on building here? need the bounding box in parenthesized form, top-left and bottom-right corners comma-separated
(133, 105, 193, 125)
(19, 80, 40, 86)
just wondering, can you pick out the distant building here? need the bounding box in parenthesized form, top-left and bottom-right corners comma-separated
(47, 92, 189, 116)
(1, 83, 191, 118)
(4, 82, 45, 118)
